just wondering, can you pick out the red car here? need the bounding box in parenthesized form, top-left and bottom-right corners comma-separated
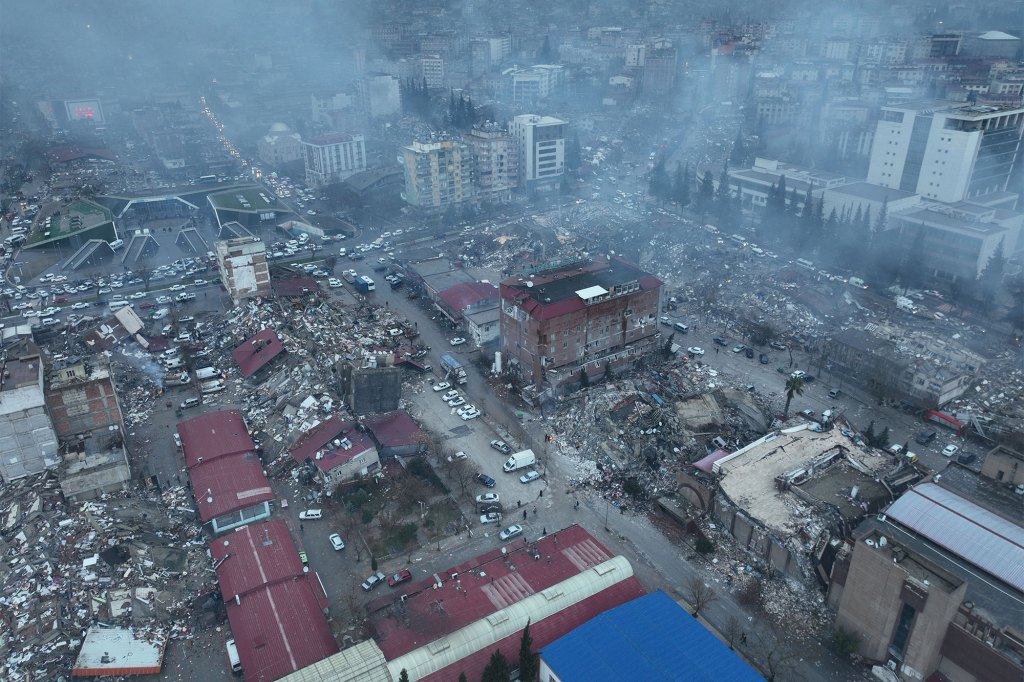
(54, 296, 69, 304)
(388, 569, 412, 587)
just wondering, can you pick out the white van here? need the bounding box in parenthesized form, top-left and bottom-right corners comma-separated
(109, 300, 131, 311)
(164, 357, 185, 370)
(108, 239, 125, 251)
(196, 367, 221, 380)
(200, 380, 226, 394)
(225, 638, 242, 674)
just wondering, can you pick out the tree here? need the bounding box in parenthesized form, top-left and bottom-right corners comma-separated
(783, 376, 805, 418)
(566, 132, 582, 172)
(750, 627, 800, 681)
(648, 157, 670, 202)
(685, 576, 717, 617)
(724, 616, 744, 650)
(458, 674, 468, 682)
(878, 425, 891, 449)
(480, 649, 511, 682)
(697, 170, 715, 216)
(518, 620, 538, 682)
(398, 670, 410, 682)
(662, 332, 676, 358)
(673, 162, 691, 207)
(864, 420, 876, 446)
(729, 130, 747, 166)
(979, 236, 1006, 300)
(832, 627, 862, 657)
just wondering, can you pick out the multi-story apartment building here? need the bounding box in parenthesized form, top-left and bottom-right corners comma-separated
(355, 74, 401, 119)
(503, 65, 565, 109)
(420, 55, 445, 88)
(642, 46, 677, 96)
(215, 236, 272, 304)
(0, 340, 60, 482)
(499, 256, 663, 391)
(400, 138, 474, 210)
(510, 114, 566, 193)
(867, 100, 1024, 205)
(301, 132, 366, 187)
(463, 124, 518, 203)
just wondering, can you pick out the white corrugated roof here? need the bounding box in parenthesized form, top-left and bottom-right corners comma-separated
(278, 640, 390, 682)
(977, 30, 1018, 40)
(387, 556, 634, 681)
(886, 483, 1024, 592)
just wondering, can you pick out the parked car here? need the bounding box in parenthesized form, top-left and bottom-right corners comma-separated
(731, 344, 745, 353)
(388, 569, 412, 587)
(447, 396, 466, 408)
(687, 346, 704, 356)
(450, 337, 466, 346)
(490, 440, 512, 455)
(460, 408, 481, 421)
(441, 390, 460, 401)
(744, 347, 755, 359)
(477, 473, 496, 488)
(769, 341, 787, 350)
(361, 571, 387, 591)
(480, 512, 502, 524)
(759, 353, 770, 364)
(329, 533, 345, 550)
(942, 444, 959, 457)
(432, 381, 451, 392)
(499, 524, 523, 541)
(299, 509, 323, 520)
(519, 470, 541, 484)
(476, 493, 500, 504)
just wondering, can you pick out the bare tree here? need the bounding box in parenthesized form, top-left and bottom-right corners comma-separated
(449, 458, 477, 499)
(723, 616, 744, 650)
(685, 576, 717, 617)
(750, 627, 803, 682)
(339, 514, 364, 562)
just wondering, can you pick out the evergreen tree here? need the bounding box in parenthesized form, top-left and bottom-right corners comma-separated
(878, 426, 891, 449)
(518, 620, 538, 682)
(678, 163, 692, 207)
(824, 207, 838, 239)
(481, 650, 511, 682)
(566, 132, 582, 171)
(715, 163, 732, 223)
(697, 170, 715, 216)
(980, 236, 1006, 295)
(864, 420, 876, 446)
(874, 197, 889, 236)
(648, 157, 670, 201)
(729, 130, 747, 166)
(398, 670, 410, 682)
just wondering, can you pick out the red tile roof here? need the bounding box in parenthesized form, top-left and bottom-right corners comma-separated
(232, 328, 285, 378)
(177, 410, 255, 469)
(289, 417, 377, 473)
(188, 452, 273, 523)
(210, 521, 305, 602)
(370, 525, 632, 661)
(362, 410, 425, 448)
(437, 282, 498, 313)
(225, 573, 338, 682)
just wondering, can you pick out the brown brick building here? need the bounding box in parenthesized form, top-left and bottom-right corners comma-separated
(499, 256, 662, 392)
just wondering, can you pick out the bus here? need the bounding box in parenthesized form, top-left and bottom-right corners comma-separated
(198, 175, 218, 184)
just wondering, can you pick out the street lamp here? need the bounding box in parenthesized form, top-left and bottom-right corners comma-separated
(604, 496, 611, 532)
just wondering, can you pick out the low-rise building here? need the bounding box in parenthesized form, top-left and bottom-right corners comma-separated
(257, 122, 302, 166)
(979, 444, 1024, 487)
(290, 416, 381, 488)
(302, 132, 367, 188)
(829, 470, 1024, 681)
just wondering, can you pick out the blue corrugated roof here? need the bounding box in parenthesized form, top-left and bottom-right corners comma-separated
(540, 590, 764, 681)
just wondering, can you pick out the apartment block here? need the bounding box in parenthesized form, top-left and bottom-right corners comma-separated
(400, 138, 474, 210)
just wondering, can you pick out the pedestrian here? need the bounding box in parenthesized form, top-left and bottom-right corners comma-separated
(542, 527, 546, 535)
(300, 523, 304, 532)
(517, 500, 521, 508)
(533, 508, 537, 516)
(574, 499, 580, 509)
(538, 489, 543, 498)
(740, 632, 747, 645)
(522, 510, 527, 520)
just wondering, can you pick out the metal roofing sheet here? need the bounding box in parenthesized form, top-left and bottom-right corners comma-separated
(540, 590, 764, 681)
(211, 520, 304, 602)
(886, 483, 1024, 592)
(177, 409, 255, 468)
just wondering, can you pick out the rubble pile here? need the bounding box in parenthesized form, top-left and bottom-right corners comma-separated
(0, 473, 211, 682)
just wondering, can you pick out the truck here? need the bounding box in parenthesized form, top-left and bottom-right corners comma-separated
(502, 449, 537, 472)
(440, 353, 468, 385)
(355, 275, 375, 292)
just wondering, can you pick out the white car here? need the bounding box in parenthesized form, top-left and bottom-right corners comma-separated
(156, 295, 171, 304)
(460, 409, 481, 421)
(441, 390, 460, 401)
(432, 382, 451, 392)
(499, 524, 523, 541)
(329, 533, 345, 550)
(519, 470, 541, 484)
(169, 284, 186, 291)
(687, 346, 705, 356)
(129, 292, 146, 299)
(476, 493, 500, 504)
(71, 301, 89, 310)
(480, 512, 502, 524)
(447, 396, 466, 408)
(942, 444, 959, 457)
(450, 337, 467, 346)
(328, 278, 342, 287)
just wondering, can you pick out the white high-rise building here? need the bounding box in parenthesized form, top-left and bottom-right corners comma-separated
(301, 133, 366, 187)
(510, 114, 567, 193)
(867, 100, 1024, 205)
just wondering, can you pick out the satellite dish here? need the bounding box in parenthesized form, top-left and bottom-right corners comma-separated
(526, 281, 534, 287)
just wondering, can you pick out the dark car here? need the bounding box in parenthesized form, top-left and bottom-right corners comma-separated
(769, 341, 787, 350)
(744, 347, 755, 359)
(713, 337, 729, 347)
(801, 374, 815, 383)
(957, 453, 977, 465)
(759, 353, 770, 364)
(477, 473, 496, 488)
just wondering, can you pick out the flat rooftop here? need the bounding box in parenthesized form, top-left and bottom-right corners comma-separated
(830, 181, 918, 203)
(26, 200, 114, 247)
(715, 423, 894, 536)
(73, 626, 166, 676)
(208, 187, 284, 213)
